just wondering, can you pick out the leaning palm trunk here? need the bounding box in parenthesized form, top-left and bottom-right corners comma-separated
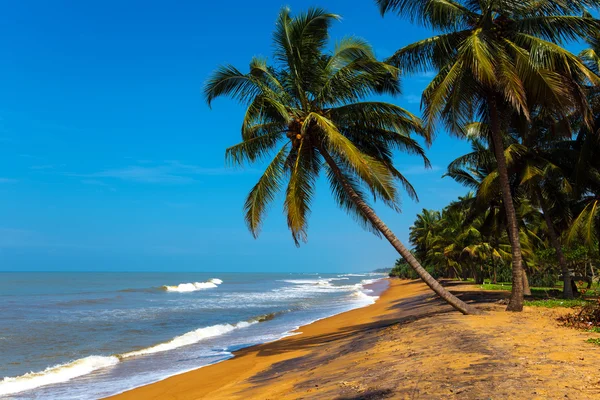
(488, 97, 524, 311)
(536, 188, 573, 299)
(320, 145, 478, 315)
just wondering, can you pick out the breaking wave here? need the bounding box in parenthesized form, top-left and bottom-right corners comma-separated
(120, 320, 254, 358)
(0, 356, 120, 396)
(162, 278, 223, 293)
(0, 312, 268, 397)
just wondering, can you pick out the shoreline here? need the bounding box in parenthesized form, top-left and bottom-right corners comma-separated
(105, 278, 422, 400)
(106, 280, 600, 399)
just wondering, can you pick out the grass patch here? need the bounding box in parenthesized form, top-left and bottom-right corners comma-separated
(586, 338, 600, 346)
(524, 299, 589, 308)
(587, 327, 600, 333)
(481, 283, 562, 298)
(481, 283, 512, 291)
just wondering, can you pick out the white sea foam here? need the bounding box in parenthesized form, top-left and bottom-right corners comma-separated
(281, 279, 328, 285)
(281, 277, 347, 286)
(351, 288, 378, 303)
(163, 278, 223, 293)
(0, 316, 258, 396)
(121, 320, 256, 358)
(360, 278, 381, 285)
(0, 355, 119, 396)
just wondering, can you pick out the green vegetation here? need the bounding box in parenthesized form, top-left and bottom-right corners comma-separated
(586, 338, 600, 346)
(207, 2, 600, 315)
(524, 299, 590, 308)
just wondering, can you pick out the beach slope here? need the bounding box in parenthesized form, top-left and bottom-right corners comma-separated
(107, 280, 600, 399)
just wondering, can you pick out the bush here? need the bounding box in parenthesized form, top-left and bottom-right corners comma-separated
(389, 260, 419, 279)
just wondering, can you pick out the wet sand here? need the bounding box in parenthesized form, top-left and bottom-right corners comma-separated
(107, 279, 600, 400)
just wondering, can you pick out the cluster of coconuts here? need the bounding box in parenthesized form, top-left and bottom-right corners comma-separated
(287, 118, 306, 148)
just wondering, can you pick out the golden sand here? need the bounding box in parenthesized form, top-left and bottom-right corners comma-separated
(107, 280, 600, 399)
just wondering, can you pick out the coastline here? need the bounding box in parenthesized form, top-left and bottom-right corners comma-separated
(0, 273, 385, 399)
(105, 277, 407, 400)
(105, 279, 600, 399)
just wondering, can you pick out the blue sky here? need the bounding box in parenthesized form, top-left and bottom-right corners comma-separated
(0, 0, 474, 272)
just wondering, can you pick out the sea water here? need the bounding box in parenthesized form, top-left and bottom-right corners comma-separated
(0, 272, 386, 399)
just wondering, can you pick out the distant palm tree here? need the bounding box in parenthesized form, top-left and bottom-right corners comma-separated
(377, 0, 599, 311)
(204, 8, 477, 314)
(409, 208, 441, 262)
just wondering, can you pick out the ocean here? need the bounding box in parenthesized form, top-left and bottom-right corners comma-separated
(0, 272, 386, 399)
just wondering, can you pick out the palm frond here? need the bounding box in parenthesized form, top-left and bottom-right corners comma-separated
(284, 140, 320, 245)
(244, 145, 290, 237)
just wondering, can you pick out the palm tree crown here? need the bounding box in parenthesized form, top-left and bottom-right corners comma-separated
(204, 7, 428, 244)
(378, 0, 599, 131)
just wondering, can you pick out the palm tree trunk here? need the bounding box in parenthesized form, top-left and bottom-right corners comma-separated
(319, 145, 479, 315)
(522, 269, 531, 296)
(487, 95, 524, 312)
(536, 188, 573, 299)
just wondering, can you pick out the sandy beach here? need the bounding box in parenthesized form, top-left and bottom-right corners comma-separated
(107, 279, 600, 400)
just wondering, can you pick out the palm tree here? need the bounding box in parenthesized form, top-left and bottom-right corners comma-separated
(409, 208, 441, 262)
(446, 133, 558, 294)
(508, 110, 577, 298)
(564, 26, 600, 263)
(204, 8, 478, 314)
(377, 0, 599, 311)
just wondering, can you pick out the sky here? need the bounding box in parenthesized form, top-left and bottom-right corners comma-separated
(0, 0, 474, 273)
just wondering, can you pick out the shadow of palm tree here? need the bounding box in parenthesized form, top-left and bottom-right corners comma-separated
(335, 388, 395, 399)
(238, 280, 509, 396)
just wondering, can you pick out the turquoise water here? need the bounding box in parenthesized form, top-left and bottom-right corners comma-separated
(0, 272, 386, 399)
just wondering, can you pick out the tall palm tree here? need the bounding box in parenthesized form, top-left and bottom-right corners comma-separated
(377, 0, 599, 311)
(204, 8, 477, 314)
(508, 110, 577, 298)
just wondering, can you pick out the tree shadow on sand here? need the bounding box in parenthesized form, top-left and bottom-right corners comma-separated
(236, 281, 509, 398)
(335, 388, 395, 399)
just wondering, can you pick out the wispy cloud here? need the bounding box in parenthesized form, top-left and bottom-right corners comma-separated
(0, 178, 17, 183)
(30, 164, 55, 170)
(89, 165, 197, 184)
(74, 161, 253, 184)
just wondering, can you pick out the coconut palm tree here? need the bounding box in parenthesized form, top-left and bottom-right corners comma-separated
(409, 208, 441, 262)
(204, 8, 477, 314)
(377, 0, 599, 311)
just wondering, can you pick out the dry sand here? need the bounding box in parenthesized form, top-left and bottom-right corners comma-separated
(107, 279, 600, 400)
